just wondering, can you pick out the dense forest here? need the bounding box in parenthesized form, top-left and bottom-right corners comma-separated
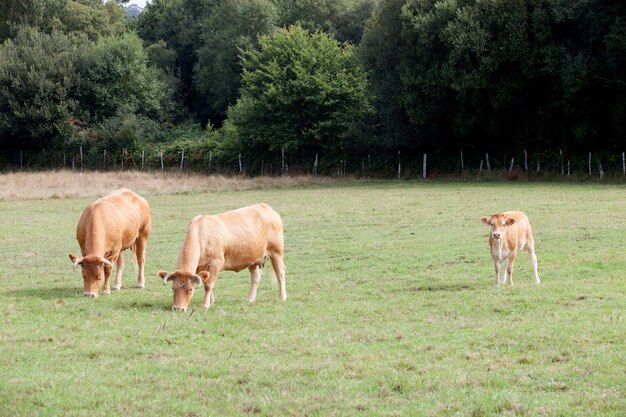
(1, 0, 624, 175)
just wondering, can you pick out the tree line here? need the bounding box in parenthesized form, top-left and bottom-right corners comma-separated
(1, 0, 624, 176)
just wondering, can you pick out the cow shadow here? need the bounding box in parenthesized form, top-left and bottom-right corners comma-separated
(407, 283, 478, 292)
(5, 286, 81, 300)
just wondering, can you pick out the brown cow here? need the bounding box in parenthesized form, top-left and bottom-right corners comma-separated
(159, 203, 286, 311)
(69, 189, 151, 297)
(480, 211, 540, 286)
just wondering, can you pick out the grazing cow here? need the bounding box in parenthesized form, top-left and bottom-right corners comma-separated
(159, 203, 286, 311)
(69, 189, 151, 297)
(480, 211, 540, 286)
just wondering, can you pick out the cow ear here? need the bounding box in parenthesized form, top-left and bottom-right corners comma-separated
(158, 271, 169, 279)
(480, 216, 492, 225)
(198, 271, 210, 283)
(69, 253, 79, 263)
(505, 218, 516, 226)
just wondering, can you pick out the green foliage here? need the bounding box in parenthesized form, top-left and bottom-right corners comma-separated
(51, 0, 127, 41)
(359, 0, 626, 152)
(0, 0, 66, 41)
(137, 0, 217, 117)
(229, 26, 372, 164)
(78, 32, 167, 122)
(194, 0, 278, 121)
(0, 27, 91, 153)
(274, 0, 378, 43)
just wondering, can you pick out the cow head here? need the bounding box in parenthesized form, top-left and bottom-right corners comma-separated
(68, 253, 112, 298)
(158, 270, 209, 311)
(481, 214, 515, 240)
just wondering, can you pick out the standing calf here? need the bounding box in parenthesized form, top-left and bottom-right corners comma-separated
(480, 211, 540, 286)
(69, 189, 151, 297)
(159, 203, 286, 311)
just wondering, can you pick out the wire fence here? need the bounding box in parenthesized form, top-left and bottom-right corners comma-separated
(5, 146, 626, 180)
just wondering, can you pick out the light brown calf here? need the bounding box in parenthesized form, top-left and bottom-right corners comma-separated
(480, 211, 540, 286)
(159, 203, 286, 311)
(69, 189, 151, 297)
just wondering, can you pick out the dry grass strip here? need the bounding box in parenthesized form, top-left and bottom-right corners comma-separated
(0, 170, 331, 201)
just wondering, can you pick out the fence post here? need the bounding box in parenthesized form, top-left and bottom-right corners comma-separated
(567, 160, 571, 177)
(622, 152, 625, 175)
(141, 150, 145, 170)
(536, 160, 540, 173)
(281, 146, 285, 174)
(397, 151, 401, 179)
(508, 157, 515, 176)
(238, 153, 243, 174)
(485, 153, 491, 171)
(599, 162, 604, 179)
(180, 149, 185, 172)
(479, 159, 484, 174)
(588, 152, 592, 176)
(160, 150, 164, 172)
(460, 150, 464, 172)
(422, 153, 427, 179)
(209, 151, 213, 169)
(313, 153, 318, 176)
(524, 148, 528, 172)
(103, 149, 107, 170)
(80, 146, 83, 171)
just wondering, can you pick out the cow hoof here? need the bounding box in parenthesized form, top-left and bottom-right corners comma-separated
(137, 284, 145, 289)
(113, 286, 121, 291)
(103, 291, 111, 296)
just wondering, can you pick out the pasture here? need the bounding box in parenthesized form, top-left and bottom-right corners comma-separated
(0, 177, 624, 416)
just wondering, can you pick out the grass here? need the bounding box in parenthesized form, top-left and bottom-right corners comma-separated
(0, 177, 624, 416)
(0, 170, 330, 200)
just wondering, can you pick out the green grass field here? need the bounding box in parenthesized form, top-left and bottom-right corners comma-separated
(0, 181, 624, 416)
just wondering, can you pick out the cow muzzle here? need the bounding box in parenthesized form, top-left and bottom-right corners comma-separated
(492, 233, 501, 239)
(84, 292, 98, 298)
(172, 306, 187, 312)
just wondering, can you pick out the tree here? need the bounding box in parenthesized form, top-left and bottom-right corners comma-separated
(0, 0, 65, 42)
(0, 27, 91, 156)
(273, 0, 378, 44)
(359, 0, 416, 150)
(52, 0, 127, 41)
(228, 26, 372, 163)
(193, 0, 278, 123)
(78, 32, 168, 122)
(137, 0, 218, 117)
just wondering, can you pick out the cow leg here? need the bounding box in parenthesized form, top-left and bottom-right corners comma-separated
(134, 237, 147, 288)
(202, 261, 222, 309)
(506, 254, 517, 286)
(270, 255, 287, 301)
(493, 258, 501, 286)
(248, 265, 262, 303)
(500, 259, 509, 285)
(113, 253, 124, 291)
(527, 243, 540, 285)
(103, 256, 116, 295)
